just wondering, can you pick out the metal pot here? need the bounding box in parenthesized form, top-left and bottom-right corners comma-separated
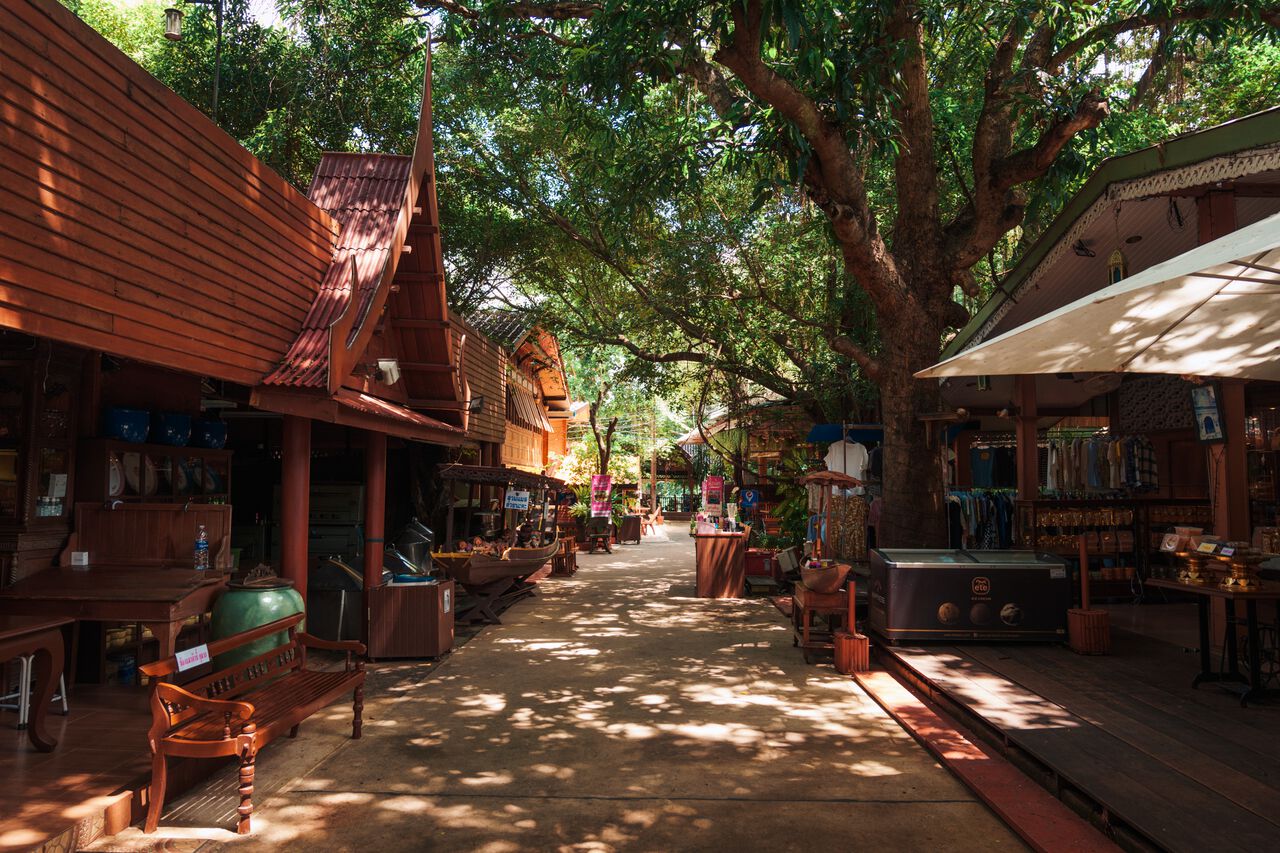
(394, 518, 435, 571)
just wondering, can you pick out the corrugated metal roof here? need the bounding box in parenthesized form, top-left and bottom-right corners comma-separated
(264, 153, 413, 387)
(468, 308, 535, 351)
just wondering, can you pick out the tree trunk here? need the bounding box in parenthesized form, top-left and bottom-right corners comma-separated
(875, 318, 950, 548)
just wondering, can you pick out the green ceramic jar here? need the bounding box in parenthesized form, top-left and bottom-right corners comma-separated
(210, 577, 305, 669)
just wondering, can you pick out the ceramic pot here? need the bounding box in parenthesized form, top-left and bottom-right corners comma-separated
(210, 577, 305, 669)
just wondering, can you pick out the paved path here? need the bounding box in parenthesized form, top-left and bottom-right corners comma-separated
(101, 528, 1024, 852)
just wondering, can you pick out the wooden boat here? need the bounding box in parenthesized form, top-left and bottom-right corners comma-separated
(433, 539, 559, 624)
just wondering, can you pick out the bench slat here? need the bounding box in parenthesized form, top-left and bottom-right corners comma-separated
(169, 671, 356, 741)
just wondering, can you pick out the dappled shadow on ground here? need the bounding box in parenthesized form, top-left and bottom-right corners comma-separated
(131, 531, 1020, 852)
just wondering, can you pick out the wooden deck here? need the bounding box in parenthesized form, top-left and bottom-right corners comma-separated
(877, 605, 1280, 852)
(0, 686, 151, 852)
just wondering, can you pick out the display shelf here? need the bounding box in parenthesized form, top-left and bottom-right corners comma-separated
(77, 439, 231, 505)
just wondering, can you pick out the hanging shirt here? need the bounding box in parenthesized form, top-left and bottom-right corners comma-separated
(824, 440, 868, 494)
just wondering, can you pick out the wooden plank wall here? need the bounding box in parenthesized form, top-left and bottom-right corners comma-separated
(0, 0, 336, 386)
(450, 313, 506, 445)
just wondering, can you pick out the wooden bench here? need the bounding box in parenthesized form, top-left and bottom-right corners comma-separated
(138, 613, 365, 835)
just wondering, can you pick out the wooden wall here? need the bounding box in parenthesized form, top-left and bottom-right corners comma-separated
(450, 313, 506, 445)
(0, 0, 336, 387)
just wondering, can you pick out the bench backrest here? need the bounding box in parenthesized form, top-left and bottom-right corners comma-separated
(140, 612, 305, 691)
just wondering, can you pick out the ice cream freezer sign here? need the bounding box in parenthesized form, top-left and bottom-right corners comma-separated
(590, 475, 612, 517)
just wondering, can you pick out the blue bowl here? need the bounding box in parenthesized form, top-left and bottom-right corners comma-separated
(104, 407, 150, 443)
(193, 419, 227, 449)
(151, 413, 192, 447)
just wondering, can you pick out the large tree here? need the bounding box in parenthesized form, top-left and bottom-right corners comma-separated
(418, 0, 1280, 545)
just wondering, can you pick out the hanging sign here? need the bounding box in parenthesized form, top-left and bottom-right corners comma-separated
(702, 476, 724, 514)
(740, 488, 760, 510)
(504, 490, 531, 510)
(590, 475, 613, 517)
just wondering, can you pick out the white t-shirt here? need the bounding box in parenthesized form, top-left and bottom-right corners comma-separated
(824, 440, 868, 494)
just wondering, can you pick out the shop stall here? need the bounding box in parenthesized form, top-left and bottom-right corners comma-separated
(435, 463, 563, 622)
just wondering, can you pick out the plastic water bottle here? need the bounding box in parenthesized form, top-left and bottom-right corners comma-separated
(194, 524, 210, 571)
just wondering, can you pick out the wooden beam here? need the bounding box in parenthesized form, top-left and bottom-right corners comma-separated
(406, 398, 466, 410)
(390, 318, 449, 330)
(1014, 376, 1039, 501)
(399, 361, 453, 372)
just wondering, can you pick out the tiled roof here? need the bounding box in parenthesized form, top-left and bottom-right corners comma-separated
(467, 308, 535, 351)
(263, 153, 413, 387)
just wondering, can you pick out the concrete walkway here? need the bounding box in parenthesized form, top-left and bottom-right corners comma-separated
(99, 528, 1024, 852)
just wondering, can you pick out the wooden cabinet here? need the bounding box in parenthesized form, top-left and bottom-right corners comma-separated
(77, 439, 231, 505)
(0, 340, 82, 585)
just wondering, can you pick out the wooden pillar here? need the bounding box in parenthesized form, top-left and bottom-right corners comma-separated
(281, 415, 311, 602)
(954, 431, 974, 489)
(363, 431, 387, 592)
(1217, 381, 1250, 540)
(1014, 376, 1039, 500)
(1199, 192, 1247, 541)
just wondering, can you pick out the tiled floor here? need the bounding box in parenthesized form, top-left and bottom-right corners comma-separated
(0, 686, 151, 853)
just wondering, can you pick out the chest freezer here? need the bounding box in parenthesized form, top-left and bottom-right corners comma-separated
(868, 548, 1071, 642)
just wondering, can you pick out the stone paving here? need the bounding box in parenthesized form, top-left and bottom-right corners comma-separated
(93, 527, 1024, 852)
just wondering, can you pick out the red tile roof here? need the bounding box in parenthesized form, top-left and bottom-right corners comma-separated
(251, 386, 463, 445)
(263, 153, 413, 388)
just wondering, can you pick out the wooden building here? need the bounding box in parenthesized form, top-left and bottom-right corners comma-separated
(0, 0, 466, 617)
(452, 309, 571, 475)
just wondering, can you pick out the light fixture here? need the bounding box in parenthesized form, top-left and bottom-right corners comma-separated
(163, 7, 183, 39)
(375, 359, 401, 386)
(467, 395, 485, 414)
(1125, 234, 1143, 244)
(977, 375, 991, 391)
(1072, 240, 1096, 257)
(161, 0, 224, 123)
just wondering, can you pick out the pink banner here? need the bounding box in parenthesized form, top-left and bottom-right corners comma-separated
(590, 474, 613, 517)
(702, 476, 724, 514)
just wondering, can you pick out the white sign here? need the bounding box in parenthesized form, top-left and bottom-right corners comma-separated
(442, 588, 452, 614)
(504, 490, 531, 510)
(175, 644, 211, 672)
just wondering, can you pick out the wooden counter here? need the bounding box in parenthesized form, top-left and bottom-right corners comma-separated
(694, 532, 747, 598)
(0, 567, 223, 662)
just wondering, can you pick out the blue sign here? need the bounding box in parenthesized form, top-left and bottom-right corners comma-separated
(740, 489, 760, 509)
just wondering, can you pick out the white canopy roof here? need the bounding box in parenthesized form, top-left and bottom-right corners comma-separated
(918, 211, 1280, 381)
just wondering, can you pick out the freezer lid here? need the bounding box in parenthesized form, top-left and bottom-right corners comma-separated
(964, 550, 1066, 566)
(874, 548, 978, 565)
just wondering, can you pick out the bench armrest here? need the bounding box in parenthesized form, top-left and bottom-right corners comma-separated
(297, 633, 366, 655)
(152, 682, 255, 736)
(297, 633, 366, 672)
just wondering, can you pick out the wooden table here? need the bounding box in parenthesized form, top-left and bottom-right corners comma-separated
(0, 567, 223, 664)
(0, 615, 72, 751)
(792, 584, 852, 662)
(1147, 578, 1280, 706)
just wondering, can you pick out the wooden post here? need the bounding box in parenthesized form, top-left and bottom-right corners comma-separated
(1217, 380, 1251, 541)
(954, 430, 973, 488)
(1197, 193, 1247, 543)
(364, 430, 387, 594)
(1068, 535, 1110, 655)
(1014, 376, 1039, 500)
(281, 415, 311, 602)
